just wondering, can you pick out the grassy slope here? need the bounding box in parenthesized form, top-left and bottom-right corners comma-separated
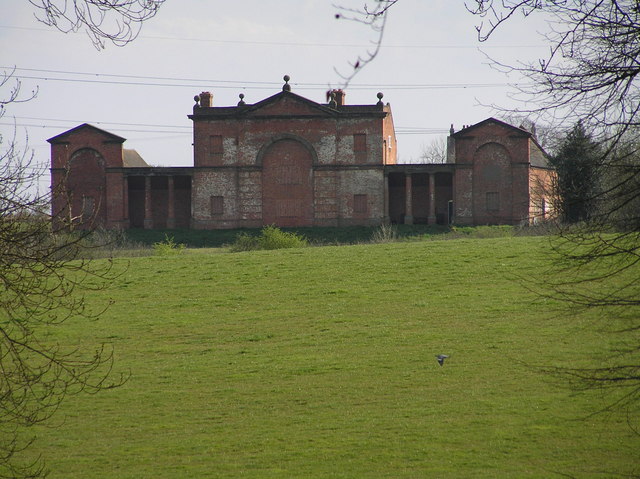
(33, 237, 638, 478)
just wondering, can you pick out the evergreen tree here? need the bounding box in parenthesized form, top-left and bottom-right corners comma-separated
(550, 122, 601, 224)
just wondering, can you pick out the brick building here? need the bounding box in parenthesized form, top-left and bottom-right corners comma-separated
(49, 78, 554, 230)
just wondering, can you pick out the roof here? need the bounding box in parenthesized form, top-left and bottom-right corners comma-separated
(452, 117, 532, 138)
(47, 123, 126, 144)
(123, 149, 149, 167)
(453, 117, 552, 168)
(189, 89, 388, 121)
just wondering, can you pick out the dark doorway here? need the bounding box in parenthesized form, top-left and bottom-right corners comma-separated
(435, 173, 453, 225)
(412, 173, 430, 224)
(128, 176, 145, 228)
(388, 172, 405, 224)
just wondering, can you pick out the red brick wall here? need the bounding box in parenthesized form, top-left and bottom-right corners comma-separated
(472, 142, 513, 224)
(453, 120, 535, 225)
(529, 167, 556, 222)
(191, 93, 389, 229)
(382, 105, 397, 165)
(50, 126, 127, 229)
(262, 138, 314, 227)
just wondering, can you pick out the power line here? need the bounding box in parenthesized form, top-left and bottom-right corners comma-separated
(13, 116, 192, 129)
(0, 25, 544, 50)
(3, 120, 446, 136)
(0, 122, 189, 135)
(2, 67, 283, 86)
(1, 68, 513, 91)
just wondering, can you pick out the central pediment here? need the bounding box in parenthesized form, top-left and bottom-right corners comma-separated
(243, 91, 336, 118)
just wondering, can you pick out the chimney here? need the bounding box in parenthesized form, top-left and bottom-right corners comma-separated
(447, 124, 456, 163)
(333, 89, 346, 106)
(199, 91, 213, 107)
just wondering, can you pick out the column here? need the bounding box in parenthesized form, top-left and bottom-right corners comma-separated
(167, 176, 176, 229)
(404, 173, 413, 225)
(383, 174, 390, 223)
(123, 176, 130, 228)
(143, 176, 152, 229)
(428, 173, 437, 224)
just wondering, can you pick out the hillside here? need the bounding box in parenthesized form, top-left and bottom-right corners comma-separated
(30, 236, 639, 478)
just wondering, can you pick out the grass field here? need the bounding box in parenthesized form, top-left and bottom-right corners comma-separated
(29, 236, 639, 478)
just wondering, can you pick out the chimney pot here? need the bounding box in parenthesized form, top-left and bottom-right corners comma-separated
(199, 91, 213, 107)
(333, 89, 346, 106)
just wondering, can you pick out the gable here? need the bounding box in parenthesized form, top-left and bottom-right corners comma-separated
(453, 118, 531, 139)
(243, 91, 336, 118)
(47, 123, 126, 144)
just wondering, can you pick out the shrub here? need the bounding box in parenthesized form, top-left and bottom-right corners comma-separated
(370, 223, 398, 244)
(228, 232, 261, 252)
(153, 234, 185, 256)
(258, 225, 308, 250)
(228, 226, 308, 252)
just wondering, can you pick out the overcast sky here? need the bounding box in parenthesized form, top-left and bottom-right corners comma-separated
(1, 0, 550, 192)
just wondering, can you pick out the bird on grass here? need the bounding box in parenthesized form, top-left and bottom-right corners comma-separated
(436, 354, 449, 366)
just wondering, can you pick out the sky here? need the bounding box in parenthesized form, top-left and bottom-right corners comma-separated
(0, 0, 551, 192)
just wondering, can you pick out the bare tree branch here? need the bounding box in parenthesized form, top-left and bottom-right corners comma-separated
(1, 70, 126, 479)
(333, 1, 398, 87)
(28, 0, 165, 49)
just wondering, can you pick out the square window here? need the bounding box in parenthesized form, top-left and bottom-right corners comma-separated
(210, 195, 224, 216)
(354, 194, 367, 215)
(486, 192, 499, 212)
(209, 135, 223, 155)
(353, 134, 367, 152)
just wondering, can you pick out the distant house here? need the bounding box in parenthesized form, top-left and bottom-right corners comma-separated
(49, 78, 554, 230)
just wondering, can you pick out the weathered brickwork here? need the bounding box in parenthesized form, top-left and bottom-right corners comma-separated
(186, 85, 395, 229)
(49, 85, 553, 230)
(50, 125, 126, 229)
(450, 118, 554, 225)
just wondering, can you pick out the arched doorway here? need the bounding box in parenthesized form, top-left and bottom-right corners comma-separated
(261, 138, 314, 227)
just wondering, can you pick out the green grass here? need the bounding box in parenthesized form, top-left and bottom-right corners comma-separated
(28, 236, 639, 478)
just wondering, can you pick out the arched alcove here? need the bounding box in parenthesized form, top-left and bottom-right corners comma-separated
(261, 138, 314, 227)
(472, 142, 512, 224)
(67, 148, 107, 227)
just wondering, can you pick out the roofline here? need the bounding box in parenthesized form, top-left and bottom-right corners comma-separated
(452, 116, 552, 162)
(47, 123, 126, 144)
(451, 117, 532, 138)
(188, 89, 388, 121)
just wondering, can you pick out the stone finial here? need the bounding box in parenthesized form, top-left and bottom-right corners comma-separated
(329, 91, 337, 109)
(376, 92, 384, 106)
(283, 75, 291, 92)
(193, 94, 200, 107)
(450, 124, 455, 135)
(238, 93, 246, 106)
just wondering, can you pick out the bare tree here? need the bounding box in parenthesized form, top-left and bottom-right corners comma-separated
(343, 1, 639, 427)
(1, 71, 125, 478)
(333, 0, 398, 86)
(28, 0, 165, 48)
(463, 1, 640, 426)
(1, 3, 163, 476)
(467, 1, 640, 138)
(419, 136, 447, 163)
